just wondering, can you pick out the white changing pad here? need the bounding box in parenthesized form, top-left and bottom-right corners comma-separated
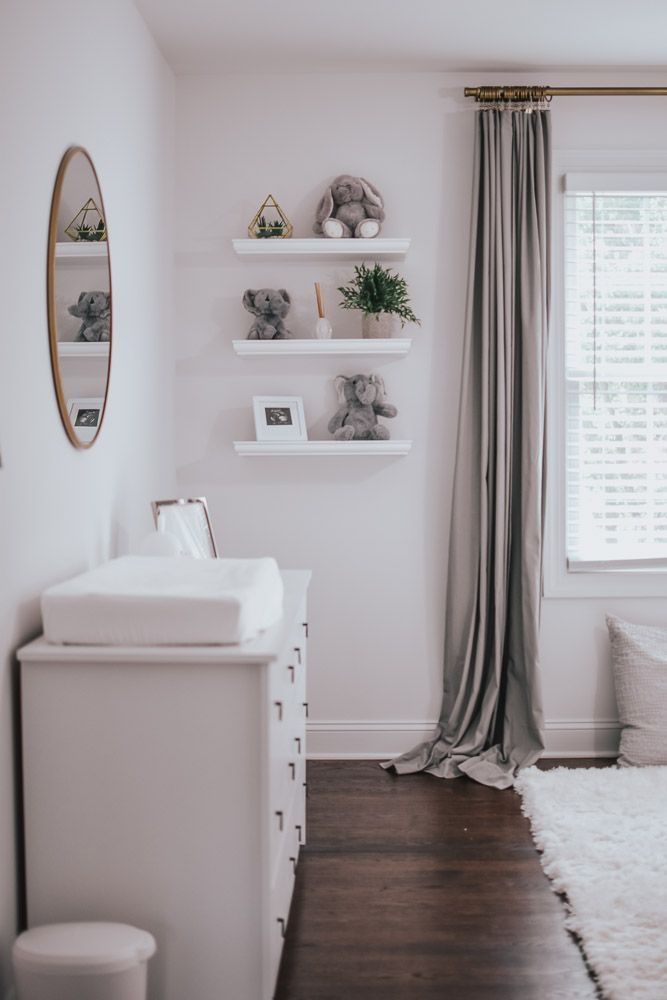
(41, 556, 284, 646)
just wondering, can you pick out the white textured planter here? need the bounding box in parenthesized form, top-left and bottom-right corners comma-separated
(362, 312, 401, 339)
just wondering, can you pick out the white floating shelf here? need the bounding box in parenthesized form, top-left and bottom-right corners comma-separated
(232, 338, 412, 357)
(55, 242, 109, 260)
(232, 237, 410, 261)
(57, 342, 110, 358)
(234, 440, 412, 456)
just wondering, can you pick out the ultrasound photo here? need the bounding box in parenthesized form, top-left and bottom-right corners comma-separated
(75, 408, 100, 427)
(265, 407, 293, 426)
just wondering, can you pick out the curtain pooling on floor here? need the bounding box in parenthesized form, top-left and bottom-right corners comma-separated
(384, 109, 551, 789)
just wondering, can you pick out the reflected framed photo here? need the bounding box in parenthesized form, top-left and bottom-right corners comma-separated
(253, 396, 307, 442)
(67, 397, 104, 443)
(151, 497, 218, 558)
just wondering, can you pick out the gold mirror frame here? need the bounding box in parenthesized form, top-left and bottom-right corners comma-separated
(47, 146, 113, 449)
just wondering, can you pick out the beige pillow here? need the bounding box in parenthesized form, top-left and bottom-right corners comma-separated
(606, 615, 667, 767)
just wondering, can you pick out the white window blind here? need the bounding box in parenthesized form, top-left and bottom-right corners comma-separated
(564, 181, 667, 568)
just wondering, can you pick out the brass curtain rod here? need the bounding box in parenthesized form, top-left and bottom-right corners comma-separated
(465, 85, 667, 102)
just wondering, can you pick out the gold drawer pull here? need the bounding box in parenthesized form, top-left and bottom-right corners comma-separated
(289, 762, 296, 780)
(296, 824, 303, 844)
(274, 701, 283, 722)
(289, 855, 297, 873)
(302, 701, 309, 718)
(277, 917, 286, 938)
(294, 737, 301, 754)
(275, 810, 284, 831)
(294, 646, 302, 664)
(287, 665, 295, 684)
(302, 622, 308, 638)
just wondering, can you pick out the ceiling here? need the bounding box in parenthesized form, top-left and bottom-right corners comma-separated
(135, 0, 667, 75)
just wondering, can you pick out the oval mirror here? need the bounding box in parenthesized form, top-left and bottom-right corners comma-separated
(47, 147, 112, 448)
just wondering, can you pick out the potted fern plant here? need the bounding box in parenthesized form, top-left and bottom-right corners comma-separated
(338, 263, 419, 339)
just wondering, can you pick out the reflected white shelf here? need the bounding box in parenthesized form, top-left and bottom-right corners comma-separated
(55, 242, 108, 260)
(57, 342, 110, 359)
(232, 237, 410, 260)
(234, 440, 412, 456)
(232, 338, 412, 357)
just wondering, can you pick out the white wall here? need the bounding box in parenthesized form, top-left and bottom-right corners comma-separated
(0, 0, 174, 989)
(173, 70, 667, 759)
(174, 71, 460, 754)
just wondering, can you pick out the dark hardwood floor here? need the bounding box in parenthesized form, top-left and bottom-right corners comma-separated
(275, 759, 610, 1000)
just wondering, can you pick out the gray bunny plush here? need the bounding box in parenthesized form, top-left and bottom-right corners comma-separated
(242, 288, 293, 340)
(314, 175, 385, 239)
(328, 373, 397, 440)
(68, 291, 111, 342)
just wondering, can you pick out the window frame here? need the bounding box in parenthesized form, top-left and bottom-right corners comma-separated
(544, 150, 667, 599)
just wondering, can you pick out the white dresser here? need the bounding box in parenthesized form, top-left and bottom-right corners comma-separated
(18, 570, 311, 1000)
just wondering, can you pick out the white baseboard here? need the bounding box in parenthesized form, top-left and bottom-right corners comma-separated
(306, 719, 620, 760)
(542, 718, 620, 758)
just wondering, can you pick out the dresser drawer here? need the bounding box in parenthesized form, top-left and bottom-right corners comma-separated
(264, 606, 308, 993)
(268, 676, 306, 803)
(268, 818, 301, 994)
(269, 638, 305, 712)
(269, 726, 304, 813)
(294, 766, 307, 848)
(267, 615, 307, 831)
(269, 755, 305, 882)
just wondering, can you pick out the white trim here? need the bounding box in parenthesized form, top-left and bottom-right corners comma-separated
(232, 338, 412, 357)
(234, 440, 412, 456)
(57, 342, 110, 359)
(564, 171, 667, 193)
(232, 237, 410, 260)
(54, 241, 108, 260)
(544, 150, 667, 599)
(306, 719, 620, 760)
(568, 558, 667, 572)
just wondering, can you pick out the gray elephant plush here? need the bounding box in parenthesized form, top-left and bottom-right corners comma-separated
(68, 291, 110, 342)
(242, 288, 293, 340)
(328, 373, 397, 440)
(314, 174, 385, 239)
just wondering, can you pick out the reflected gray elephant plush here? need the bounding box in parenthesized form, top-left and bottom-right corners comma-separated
(314, 175, 385, 239)
(68, 291, 110, 342)
(328, 373, 397, 440)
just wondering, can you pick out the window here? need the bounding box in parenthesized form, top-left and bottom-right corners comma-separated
(564, 173, 667, 571)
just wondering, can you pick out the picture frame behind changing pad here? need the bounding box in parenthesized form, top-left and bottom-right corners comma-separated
(151, 497, 218, 559)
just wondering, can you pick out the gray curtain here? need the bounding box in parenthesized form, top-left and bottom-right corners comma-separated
(385, 108, 551, 789)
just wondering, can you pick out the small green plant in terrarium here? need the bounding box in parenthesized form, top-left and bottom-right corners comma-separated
(247, 194, 293, 239)
(74, 219, 107, 242)
(338, 263, 419, 338)
(254, 215, 286, 238)
(65, 198, 107, 242)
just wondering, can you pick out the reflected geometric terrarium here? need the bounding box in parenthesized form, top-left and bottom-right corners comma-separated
(247, 194, 293, 239)
(65, 198, 107, 242)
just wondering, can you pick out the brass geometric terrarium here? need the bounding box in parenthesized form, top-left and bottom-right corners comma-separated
(64, 198, 107, 242)
(247, 194, 293, 239)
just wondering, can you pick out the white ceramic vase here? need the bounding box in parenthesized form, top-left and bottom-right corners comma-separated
(362, 312, 401, 339)
(314, 317, 333, 339)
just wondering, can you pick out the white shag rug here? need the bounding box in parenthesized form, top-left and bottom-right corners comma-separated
(515, 766, 667, 1000)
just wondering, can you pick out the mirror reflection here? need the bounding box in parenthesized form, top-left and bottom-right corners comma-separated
(151, 498, 219, 558)
(47, 146, 112, 448)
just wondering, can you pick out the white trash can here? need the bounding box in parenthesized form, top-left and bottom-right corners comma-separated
(13, 923, 156, 1000)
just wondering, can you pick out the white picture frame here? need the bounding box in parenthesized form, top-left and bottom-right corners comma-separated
(252, 396, 307, 442)
(67, 397, 104, 443)
(151, 497, 218, 559)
